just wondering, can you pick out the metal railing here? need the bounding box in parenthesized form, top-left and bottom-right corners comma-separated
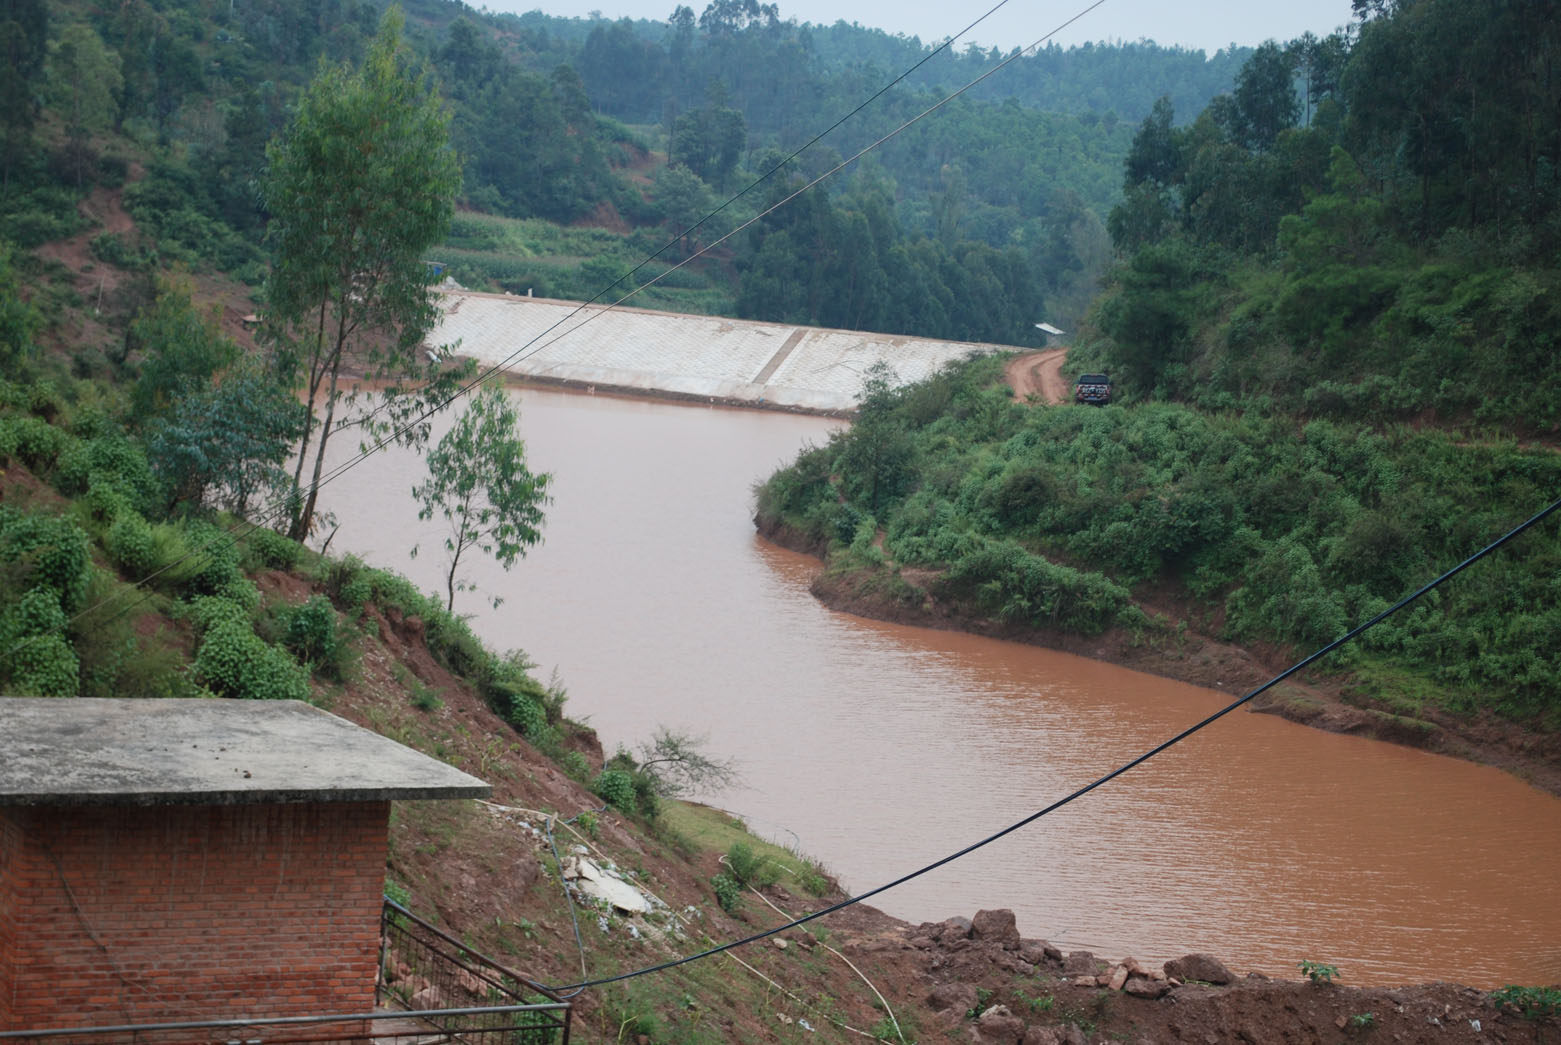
(0, 900, 569, 1045)
(377, 898, 570, 1044)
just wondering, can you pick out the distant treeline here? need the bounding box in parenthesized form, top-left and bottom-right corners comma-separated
(1082, 0, 1561, 431)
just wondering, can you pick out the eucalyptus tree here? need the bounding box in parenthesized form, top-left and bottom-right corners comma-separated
(411, 384, 551, 613)
(262, 7, 462, 540)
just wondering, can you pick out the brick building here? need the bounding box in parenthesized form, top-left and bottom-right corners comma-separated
(0, 698, 489, 1032)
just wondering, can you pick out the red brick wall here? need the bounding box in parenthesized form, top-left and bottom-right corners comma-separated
(0, 800, 389, 1031)
(0, 809, 20, 1025)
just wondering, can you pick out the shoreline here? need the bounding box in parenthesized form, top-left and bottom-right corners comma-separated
(755, 515, 1561, 799)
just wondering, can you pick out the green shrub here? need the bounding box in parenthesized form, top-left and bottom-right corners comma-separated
(1489, 985, 1561, 1022)
(507, 691, 548, 740)
(1, 588, 79, 696)
(282, 595, 338, 664)
(0, 508, 92, 612)
(179, 520, 243, 595)
(105, 512, 157, 576)
(281, 595, 353, 681)
(5, 631, 80, 696)
(240, 527, 302, 571)
(592, 768, 637, 813)
(184, 594, 250, 638)
(194, 617, 309, 701)
(710, 872, 743, 914)
(724, 842, 777, 887)
(4, 415, 68, 471)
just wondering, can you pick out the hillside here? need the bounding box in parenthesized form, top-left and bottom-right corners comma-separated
(752, 0, 1561, 794)
(2, 445, 1556, 1042)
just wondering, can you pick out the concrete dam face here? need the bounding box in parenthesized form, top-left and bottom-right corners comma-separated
(430, 291, 1022, 413)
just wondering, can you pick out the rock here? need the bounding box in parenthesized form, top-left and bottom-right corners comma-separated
(1043, 943, 1064, 962)
(1072, 977, 1098, 988)
(1024, 1025, 1087, 1045)
(773, 938, 788, 951)
(1107, 965, 1130, 991)
(1063, 951, 1099, 977)
(1164, 953, 1236, 986)
(971, 909, 1022, 949)
(1124, 977, 1171, 1000)
(928, 982, 980, 1015)
(976, 1005, 1026, 1041)
(910, 935, 936, 950)
(939, 916, 975, 940)
(1019, 942, 1050, 965)
(1123, 956, 1149, 977)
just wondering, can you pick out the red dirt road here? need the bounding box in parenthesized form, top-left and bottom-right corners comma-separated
(1004, 348, 1069, 404)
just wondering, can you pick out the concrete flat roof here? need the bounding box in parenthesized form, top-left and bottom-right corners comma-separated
(431, 292, 1019, 413)
(0, 698, 491, 807)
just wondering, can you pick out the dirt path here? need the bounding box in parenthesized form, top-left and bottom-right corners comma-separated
(1004, 347, 1069, 404)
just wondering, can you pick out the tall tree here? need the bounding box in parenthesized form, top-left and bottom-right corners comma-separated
(46, 22, 121, 185)
(411, 385, 551, 612)
(262, 7, 462, 540)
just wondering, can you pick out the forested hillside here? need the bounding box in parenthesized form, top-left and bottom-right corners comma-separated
(1084, 0, 1561, 431)
(756, 0, 1561, 738)
(1, 0, 1248, 352)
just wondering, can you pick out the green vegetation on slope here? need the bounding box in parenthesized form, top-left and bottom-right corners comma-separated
(755, 0, 1561, 735)
(756, 354, 1561, 727)
(1085, 1, 1561, 432)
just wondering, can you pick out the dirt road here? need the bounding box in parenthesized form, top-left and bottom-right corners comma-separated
(1003, 347, 1069, 404)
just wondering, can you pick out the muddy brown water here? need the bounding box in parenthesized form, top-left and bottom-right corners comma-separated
(329, 386, 1561, 988)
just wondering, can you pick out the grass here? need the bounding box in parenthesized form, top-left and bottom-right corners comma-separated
(660, 802, 835, 900)
(436, 211, 734, 317)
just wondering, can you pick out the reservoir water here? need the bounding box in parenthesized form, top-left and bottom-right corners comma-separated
(328, 385, 1561, 987)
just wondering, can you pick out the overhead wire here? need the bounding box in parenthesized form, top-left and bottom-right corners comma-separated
(535, 491, 1561, 993)
(23, 0, 1092, 663)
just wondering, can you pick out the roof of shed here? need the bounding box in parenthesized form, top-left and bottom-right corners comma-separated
(0, 698, 490, 807)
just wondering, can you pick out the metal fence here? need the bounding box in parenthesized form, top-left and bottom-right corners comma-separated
(377, 898, 571, 1044)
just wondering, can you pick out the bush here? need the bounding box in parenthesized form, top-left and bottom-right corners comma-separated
(710, 872, 743, 914)
(3, 415, 68, 471)
(506, 691, 548, 740)
(240, 527, 303, 571)
(592, 768, 636, 813)
(0, 589, 79, 697)
(105, 512, 157, 576)
(0, 508, 92, 612)
(724, 842, 777, 887)
(281, 595, 353, 681)
(282, 595, 338, 663)
(4, 631, 80, 696)
(194, 617, 309, 701)
(179, 520, 243, 595)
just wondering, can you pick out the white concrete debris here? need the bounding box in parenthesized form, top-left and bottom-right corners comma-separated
(429, 291, 1020, 413)
(563, 854, 652, 915)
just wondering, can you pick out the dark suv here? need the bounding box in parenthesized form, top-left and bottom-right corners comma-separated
(1073, 373, 1112, 405)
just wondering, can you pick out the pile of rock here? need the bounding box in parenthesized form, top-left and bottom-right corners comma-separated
(1067, 951, 1236, 999)
(909, 908, 1245, 1042)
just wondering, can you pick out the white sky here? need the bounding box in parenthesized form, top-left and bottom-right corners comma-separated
(480, 0, 1358, 55)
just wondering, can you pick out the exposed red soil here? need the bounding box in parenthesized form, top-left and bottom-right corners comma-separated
(1005, 348, 1071, 405)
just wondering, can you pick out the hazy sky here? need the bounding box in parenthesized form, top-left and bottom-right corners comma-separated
(481, 0, 1358, 55)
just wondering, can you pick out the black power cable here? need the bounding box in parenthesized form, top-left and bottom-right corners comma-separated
(538, 491, 1561, 994)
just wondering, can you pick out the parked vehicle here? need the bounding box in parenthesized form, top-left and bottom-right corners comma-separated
(1073, 373, 1112, 405)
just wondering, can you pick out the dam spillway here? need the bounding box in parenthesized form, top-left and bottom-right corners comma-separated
(430, 290, 1023, 413)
